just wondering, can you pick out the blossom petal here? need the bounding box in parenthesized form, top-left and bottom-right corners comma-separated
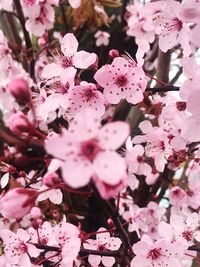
(61, 33, 78, 57)
(73, 51, 96, 69)
(94, 151, 127, 185)
(99, 121, 130, 150)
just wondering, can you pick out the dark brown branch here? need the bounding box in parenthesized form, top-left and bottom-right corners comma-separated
(30, 243, 120, 256)
(188, 245, 200, 252)
(0, 125, 45, 153)
(13, 0, 35, 79)
(60, 5, 68, 33)
(91, 184, 131, 250)
(146, 86, 180, 93)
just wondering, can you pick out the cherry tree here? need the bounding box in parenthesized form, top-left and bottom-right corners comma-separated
(0, 0, 200, 266)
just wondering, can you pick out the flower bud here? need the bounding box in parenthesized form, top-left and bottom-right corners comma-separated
(30, 207, 42, 219)
(0, 188, 38, 219)
(38, 37, 47, 46)
(7, 78, 31, 104)
(43, 172, 60, 187)
(8, 112, 32, 134)
(109, 49, 120, 60)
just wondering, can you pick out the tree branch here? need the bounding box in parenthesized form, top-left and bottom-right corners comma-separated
(146, 86, 180, 93)
(13, 0, 35, 79)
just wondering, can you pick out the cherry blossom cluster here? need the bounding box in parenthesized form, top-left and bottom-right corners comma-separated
(0, 0, 200, 266)
(126, 0, 200, 63)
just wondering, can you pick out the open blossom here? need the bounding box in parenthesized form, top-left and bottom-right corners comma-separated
(94, 57, 147, 105)
(95, 31, 110, 46)
(42, 33, 97, 80)
(83, 228, 122, 267)
(126, 1, 164, 63)
(54, 222, 81, 265)
(170, 213, 200, 245)
(131, 235, 184, 267)
(153, 0, 191, 56)
(0, 229, 40, 266)
(45, 109, 129, 197)
(133, 120, 187, 172)
(168, 186, 187, 207)
(68, 81, 106, 117)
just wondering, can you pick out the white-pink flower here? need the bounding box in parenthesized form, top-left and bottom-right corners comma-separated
(132, 235, 184, 267)
(154, 0, 191, 56)
(0, 229, 40, 266)
(83, 227, 122, 267)
(94, 57, 147, 105)
(45, 109, 129, 198)
(95, 31, 110, 47)
(42, 33, 97, 80)
(68, 81, 106, 117)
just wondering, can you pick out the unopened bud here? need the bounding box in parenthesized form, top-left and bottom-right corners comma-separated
(7, 78, 31, 104)
(109, 49, 120, 60)
(1, 188, 38, 219)
(43, 172, 60, 187)
(31, 207, 42, 219)
(8, 112, 32, 134)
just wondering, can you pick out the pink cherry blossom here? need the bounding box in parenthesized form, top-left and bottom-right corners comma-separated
(53, 222, 81, 265)
(94, 57, 147, 105)
(68, 82, 106, 117)
(83, 227, 122, 267)
(45, 110, 129, 197)
(168, 186, 187, 207)
(131, 235, 184, 267)
(42, 33, 97, 80)
(126, 1, 165, 63)
(95, 31, 110, 47)
(153, 0, 191, 56)
(0, 229, 40, 266)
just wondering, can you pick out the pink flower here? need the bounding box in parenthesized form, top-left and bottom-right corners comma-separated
(153, 0, 191, 56)
(54, 222, 81, 265)
(94, 57, 147, 105)
(83, 227, 122, 267)
(45, 110, 129, 197)
(132, 235, 183, 267)
(0, 188, 38, 219)
(42, 33, 97, 80)
(95, 31, 110, 46)
(24, 2, 56, 37)
(0, 228, 40, 266)
(126, 144, 152, 176)
(170, 213, 200, 245)
(29, 221, 54, 246)
(168, 186, 187, 207)
(126, 1, 164, 63)
(68, 82, 106, 117)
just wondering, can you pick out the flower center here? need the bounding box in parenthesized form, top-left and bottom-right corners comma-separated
(182, 230, 193, 241)
(147, 248, 162, 260)
(115, 75, 128, 87)
(50, 81, 69, 94)
(165, 17, 183, 32)
(17, 242, 28, 253)
(82, 88, 97, 102)
(61, 56, 73, 68)
(81, 139, 101, 161)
